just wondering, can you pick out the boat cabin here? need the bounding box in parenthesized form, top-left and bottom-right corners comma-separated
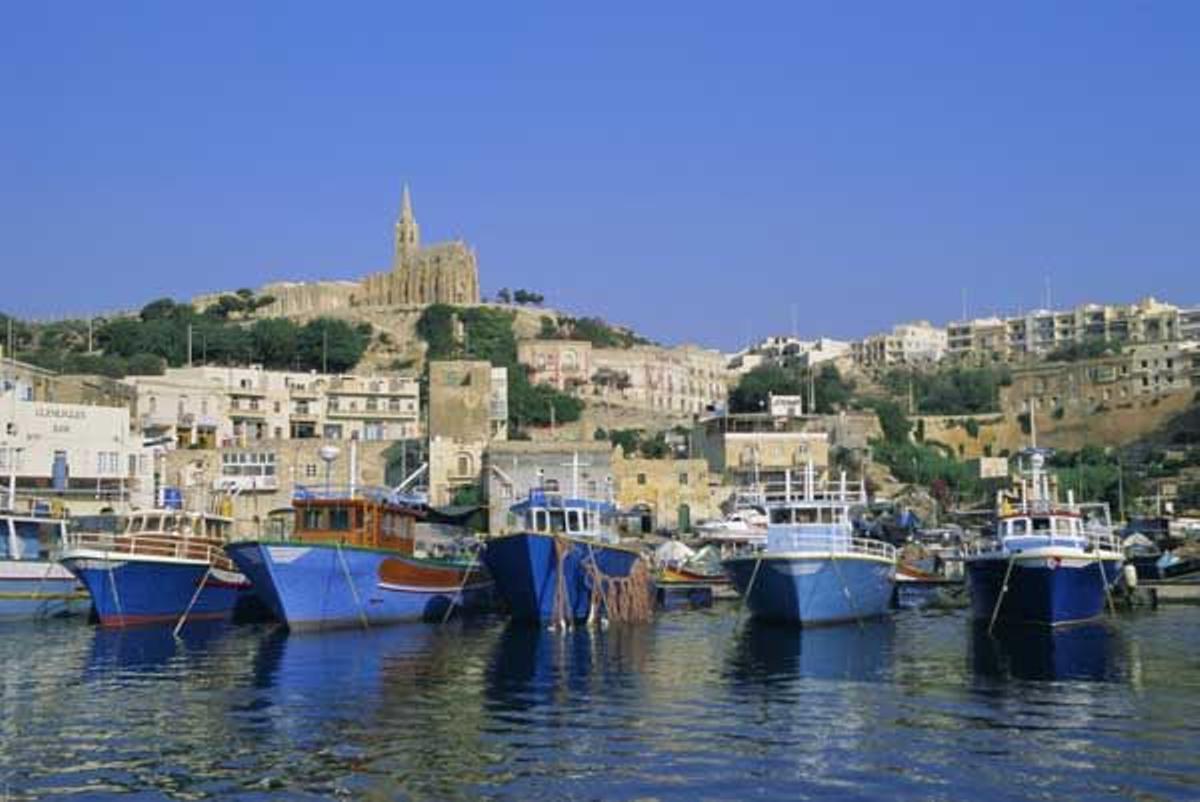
(510, 490, 618, 543)
(68, 510, 234, 543)
(292, 489, 421, 553)
(768, 503, 851, 527)
(999, 512, 1083, 541)
(1, 514, 66, 561)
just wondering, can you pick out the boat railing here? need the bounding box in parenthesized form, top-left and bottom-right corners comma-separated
(963, 527, 1123, 557)
(61, 530, 230, 567)
(768, 531, 896, 561)
(293, 484, 425, 507)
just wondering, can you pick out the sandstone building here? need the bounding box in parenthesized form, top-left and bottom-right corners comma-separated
(359, 186, 480, 307)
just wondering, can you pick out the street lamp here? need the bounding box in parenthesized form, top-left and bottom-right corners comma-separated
(318, 445, 340, 498)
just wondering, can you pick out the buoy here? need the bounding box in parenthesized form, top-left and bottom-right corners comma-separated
(1123, 563, 1138, 590)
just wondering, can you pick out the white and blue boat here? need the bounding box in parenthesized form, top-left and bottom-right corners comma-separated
(0, 508, 88, 619)
(483, 488, 652, 627)
(723, 468, 896, 626)
(226, 486, 492, 631)
(965, 448, 1124, 628)
(60, 508, 251, 628)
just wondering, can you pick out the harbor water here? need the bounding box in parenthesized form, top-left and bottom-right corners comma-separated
(2, 606, 1199, 801)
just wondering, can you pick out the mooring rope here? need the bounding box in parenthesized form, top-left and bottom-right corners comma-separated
(551, 537, 571, 631)
(987, 551, 1019, 636)
(738, 555, 765, 622)
(1096, 552, 1117, 616)
(336, 541, 370, 630)
(441, 545, 481, 625)
(106, 552, 124, 627)
(32, 559, 55, 618)
(173, 565, 213, 638)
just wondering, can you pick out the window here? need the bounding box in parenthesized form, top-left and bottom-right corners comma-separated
(679, 472, 689, 486)
(544, 478, 560, 492)
(323, 425, 342, 439)
(304, 464, 318, 478)
(329, 507, 352, 531)
(637, 473, 646, 485)
(456, 453, 473, 477)
(363, 422, 386, 441)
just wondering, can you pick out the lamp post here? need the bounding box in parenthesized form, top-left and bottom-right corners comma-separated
(318, 445, 340, 498)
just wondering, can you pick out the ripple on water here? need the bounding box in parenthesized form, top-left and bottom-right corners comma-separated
(1, 608, 1199, 800)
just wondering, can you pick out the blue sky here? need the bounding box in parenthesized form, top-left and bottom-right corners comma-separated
(3, 2, 1199, 350)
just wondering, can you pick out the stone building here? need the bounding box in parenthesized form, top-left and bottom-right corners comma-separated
(517, 339, 592, 392)
(162, 439, 393, 536)
(359, 186, 480, 307)
(518, 339, 729, 417)
(125, 366, 421, 450)
(0, 388, 154, 514)
(692, 412, 831, 485)
(200, 185, 481, 318)
(611, 454, 717, 533)
(947, 297, 1185, 364)
(852, 321, 947, 368)
(426, 360, 509, 506)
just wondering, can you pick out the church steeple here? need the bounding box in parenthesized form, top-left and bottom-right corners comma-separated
(394, 184, 420, 269)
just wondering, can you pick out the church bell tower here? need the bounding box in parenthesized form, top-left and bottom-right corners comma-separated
(394, 184, 420, 270)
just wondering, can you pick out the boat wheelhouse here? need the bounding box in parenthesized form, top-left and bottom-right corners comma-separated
(723, 467, 896, 626)
(965, 448, 1124, 628)
(225, 485, 491, 630)
(60, 508, 248, 628)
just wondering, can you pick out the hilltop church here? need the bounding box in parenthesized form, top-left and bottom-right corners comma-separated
(359, 185, 480, 306)
(199, 186, 481, 317)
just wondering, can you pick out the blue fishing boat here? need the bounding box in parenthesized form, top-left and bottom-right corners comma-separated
(60, 509, 250, 628)
(0, 509, 89, 619)
(225, 486, 491, 631)
(483, 488, 652, 627)
(965, 448, 1124, 628)
(723, 468, 896, 626)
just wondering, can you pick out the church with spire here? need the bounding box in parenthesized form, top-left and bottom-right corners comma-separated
(359, 185, 480, 306)
(193, 184, 481, 317)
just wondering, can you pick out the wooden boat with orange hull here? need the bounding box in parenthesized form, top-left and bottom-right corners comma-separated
(226, 485, 492, 631)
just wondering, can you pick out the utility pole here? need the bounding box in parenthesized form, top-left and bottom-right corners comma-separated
(1117, 455, 1126, 523)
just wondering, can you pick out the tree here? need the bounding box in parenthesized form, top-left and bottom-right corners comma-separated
(496, 288, 512, 304)
(297, 318, 371, 373)
(251, 318, 300, 369)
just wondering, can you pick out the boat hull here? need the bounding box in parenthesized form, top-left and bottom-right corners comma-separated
(225, 541, 492, 631)
(966, 553, 1124, 626)
(482, 533, 649, 624)
(724, 554, 896, 626)
(0, 560, 90, 619)
(61, 555, 246, 627)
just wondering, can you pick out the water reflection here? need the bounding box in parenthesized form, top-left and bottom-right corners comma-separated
(728, 618, 896, 685)
(969, 621, 1126, 682)
(485, 621, 652, 712)
(85, 621, 231, 677)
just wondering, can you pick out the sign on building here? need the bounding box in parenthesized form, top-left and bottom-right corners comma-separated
(769, 395, 805, 418)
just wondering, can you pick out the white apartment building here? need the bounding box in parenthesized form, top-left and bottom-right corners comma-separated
(853, 321, 947, 368)
(0, 390, 153, 512)
(125, 366, 421, 449)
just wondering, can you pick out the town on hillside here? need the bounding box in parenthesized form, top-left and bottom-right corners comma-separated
(3, 188, 1200, 545)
